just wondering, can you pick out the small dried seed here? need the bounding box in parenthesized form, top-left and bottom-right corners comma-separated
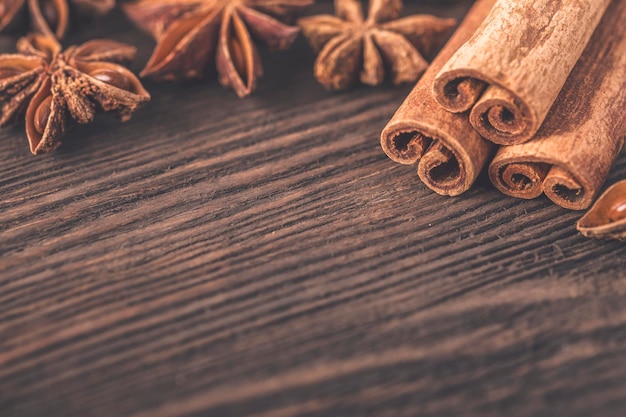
(34, 96, 53, 134)
(89, 68, 132, 91)
(608, 200, 626, 223)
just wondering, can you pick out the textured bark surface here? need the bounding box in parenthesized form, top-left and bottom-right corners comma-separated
(489, 0, 626, 211)
(380, 0, 495, 196)
(1, 4, 626, 417)
(432, 0, 611, 145)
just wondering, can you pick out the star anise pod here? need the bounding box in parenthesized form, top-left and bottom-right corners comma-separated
(298, 0, 456, 90)
(122, 0, 313, 97)
(0, 33, 150, 154)
(0, 0, 114, 39)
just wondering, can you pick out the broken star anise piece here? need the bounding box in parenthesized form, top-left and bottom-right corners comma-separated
(298, 0, 456, 90)
(0, 0, 115, 39)
(0, 33, 150, 154)
(122, 0, 313, 98)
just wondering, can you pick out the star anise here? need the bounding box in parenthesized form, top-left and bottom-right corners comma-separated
(298, 0, 456, 90)
(0, 0, 114, 38)
(0, 33, 150, 154)
(122, 0, 312, 97)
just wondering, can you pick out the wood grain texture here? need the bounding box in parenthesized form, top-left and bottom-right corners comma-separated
(1, 3, 626, 417)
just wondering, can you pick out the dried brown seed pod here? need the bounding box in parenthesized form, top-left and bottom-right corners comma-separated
(577, 180, 626, 241)
(122, 0, 312, 97)
(298, 0, 456, 91)
(0, 34, 150, 154)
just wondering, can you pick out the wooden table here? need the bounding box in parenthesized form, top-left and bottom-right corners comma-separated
(2, 3, 626, 417)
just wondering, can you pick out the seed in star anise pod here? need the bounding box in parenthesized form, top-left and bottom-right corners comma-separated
(299, 0, 456, 90)
(0, 0, 115, 39)
(0, 33, 150, 154)
(122, 0, 313, 97)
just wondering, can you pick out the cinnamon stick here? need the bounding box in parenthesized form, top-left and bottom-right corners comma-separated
(432, 0, 611, 145)
(489, 0, 626, 210)
(380, 0, 496, 196)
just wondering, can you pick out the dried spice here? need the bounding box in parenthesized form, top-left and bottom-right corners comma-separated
(488, 0, 626, 210)
(380, 0, 495, 196)
(577, 181, 626, 241)
(298, 0, 456, 91)
(0, 0, 114, 39)
(123, 0, 312, 97)
(0, 34, 149, 154)
(432, 0, 611, 145)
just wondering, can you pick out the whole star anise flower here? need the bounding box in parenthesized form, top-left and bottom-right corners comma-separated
(298, 0, 456, 90)
(0, 34, 150, 154)
(122, 0, 313, 97)
(0, 0, 114, 38)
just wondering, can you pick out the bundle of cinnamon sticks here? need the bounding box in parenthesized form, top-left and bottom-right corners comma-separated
(381, 0, 626, 238)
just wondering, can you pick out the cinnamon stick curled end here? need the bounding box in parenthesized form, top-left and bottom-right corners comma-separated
(468, 85, 535, 145)
(433, 72, 536, 145)
(432, 72, 486, 113)
(491, 161, 550, 200)
(417, 141, 463, 196)
(381, 122, 474, 197)
(542, 166, 588, 211)
(380, 125, 430, 165)
(489, 159, 595, 210)
(577, 180, 626, 241)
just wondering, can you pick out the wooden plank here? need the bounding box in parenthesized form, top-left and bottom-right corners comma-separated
(1, 3, 625, 417)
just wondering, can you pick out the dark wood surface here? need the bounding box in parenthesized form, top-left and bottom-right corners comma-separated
(1, 3, 626, 417)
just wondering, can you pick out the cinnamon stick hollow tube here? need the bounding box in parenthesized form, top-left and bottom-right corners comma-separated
(489, 0, 626, 211)
(380, 0, 496, 196)
(432, 0, 611, 145)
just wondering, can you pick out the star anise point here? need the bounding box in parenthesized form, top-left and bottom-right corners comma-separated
(123, 0, 312, 97)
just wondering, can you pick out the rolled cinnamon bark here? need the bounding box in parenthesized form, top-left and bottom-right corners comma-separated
(489, 0, 626, 210)
(432, 0, 611, 145)
(380, 0, 496, 196)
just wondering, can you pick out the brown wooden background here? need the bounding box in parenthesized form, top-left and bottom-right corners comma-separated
(1, 3, 626, 417)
